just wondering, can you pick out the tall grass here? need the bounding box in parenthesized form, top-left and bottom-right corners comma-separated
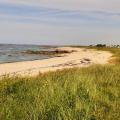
(0, 47, 120, 120)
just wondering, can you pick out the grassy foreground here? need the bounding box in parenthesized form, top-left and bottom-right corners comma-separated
(0, 47, 120, 120)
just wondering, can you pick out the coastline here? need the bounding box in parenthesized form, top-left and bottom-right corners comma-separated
(0, 47, 113, 76)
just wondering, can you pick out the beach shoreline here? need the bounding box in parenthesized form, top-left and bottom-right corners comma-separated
(0, 47, 113, 76)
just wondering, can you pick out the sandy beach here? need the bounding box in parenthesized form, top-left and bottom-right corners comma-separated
(0, 47, 113, 76)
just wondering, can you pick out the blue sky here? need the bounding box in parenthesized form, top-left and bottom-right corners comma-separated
(0, 0, 120, 45)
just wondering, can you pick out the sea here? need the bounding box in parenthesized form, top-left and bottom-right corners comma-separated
(0, 44, 57, 64)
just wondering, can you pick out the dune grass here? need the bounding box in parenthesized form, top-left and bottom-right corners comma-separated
(0, 47, 120, 120)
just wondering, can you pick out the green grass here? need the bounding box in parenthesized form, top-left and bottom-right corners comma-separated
(0, 47, 120, 120)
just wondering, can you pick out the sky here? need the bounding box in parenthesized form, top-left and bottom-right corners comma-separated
(0, 0, 120, 45)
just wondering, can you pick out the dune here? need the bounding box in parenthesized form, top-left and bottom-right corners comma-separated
(0, 47, 113, 76)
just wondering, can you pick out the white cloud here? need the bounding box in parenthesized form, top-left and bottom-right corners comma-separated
(0, 0, 120, 45)
(1, 0, 120, 12)
(0, 20, 120, 45)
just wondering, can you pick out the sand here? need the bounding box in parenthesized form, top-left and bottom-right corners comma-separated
(0, 47, 113, 76)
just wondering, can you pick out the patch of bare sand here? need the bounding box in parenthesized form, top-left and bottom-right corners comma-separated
(0, 47, 113, 76)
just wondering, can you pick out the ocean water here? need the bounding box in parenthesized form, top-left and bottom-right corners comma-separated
(0, 44, 56, 64)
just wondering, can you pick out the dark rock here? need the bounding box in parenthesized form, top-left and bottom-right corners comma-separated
(23, 49, 74, 56)
(8, 55, 12, 57)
